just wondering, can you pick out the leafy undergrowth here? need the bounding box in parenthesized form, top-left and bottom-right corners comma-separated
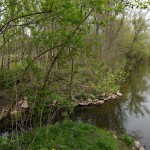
(0, 121, 133, 150)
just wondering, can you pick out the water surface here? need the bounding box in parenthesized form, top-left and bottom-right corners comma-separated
(72, 64, 150, 148)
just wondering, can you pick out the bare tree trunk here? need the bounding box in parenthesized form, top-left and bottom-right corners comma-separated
(42, 47, 64, 90)
(69, 47, 74, 99)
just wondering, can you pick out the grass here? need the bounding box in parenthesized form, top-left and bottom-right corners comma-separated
(0, 121, 133, 150)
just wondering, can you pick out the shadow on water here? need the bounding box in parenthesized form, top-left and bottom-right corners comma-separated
(72, 103, 127, 132)
(71, 63, 150, 148)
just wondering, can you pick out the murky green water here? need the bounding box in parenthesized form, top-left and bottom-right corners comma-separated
(72, 63, 150, 148)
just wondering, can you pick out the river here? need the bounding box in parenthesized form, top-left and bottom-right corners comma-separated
(72, 63, 150, 149)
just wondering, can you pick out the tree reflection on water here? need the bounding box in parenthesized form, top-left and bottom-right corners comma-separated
(72, 64, 150, 133)
(126, 64, 150, 117)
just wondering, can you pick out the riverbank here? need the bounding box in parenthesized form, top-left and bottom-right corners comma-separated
(0, 87, 145, 150)
(0, 90, 122, 123)
(0, 121, 135, 150)
(73, 91, 123, 106)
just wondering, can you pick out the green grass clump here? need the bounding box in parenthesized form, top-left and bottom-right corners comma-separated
(0, 121, 132, 150)
(120, 134, 134, 147)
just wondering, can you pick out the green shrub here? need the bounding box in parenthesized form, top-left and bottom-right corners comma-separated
(120, 134, 134, 147)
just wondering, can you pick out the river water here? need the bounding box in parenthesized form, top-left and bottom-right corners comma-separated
(72, 64, 150, 149)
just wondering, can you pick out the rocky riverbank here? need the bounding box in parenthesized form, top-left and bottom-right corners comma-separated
(135, 140, 146, 150)
(0, 91, 123, 123)
(0, 96, 29, 122)
(73, 91, 123, 107)
(0, 92, 146, 150)
(0, 96, 29, 133)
